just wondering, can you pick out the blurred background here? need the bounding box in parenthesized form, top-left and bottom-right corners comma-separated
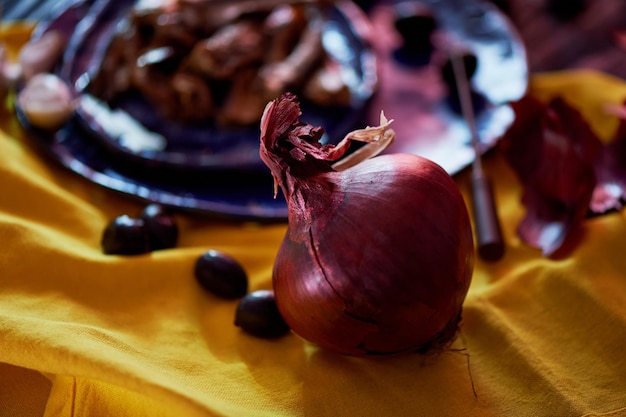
(4, 0, 626, 77)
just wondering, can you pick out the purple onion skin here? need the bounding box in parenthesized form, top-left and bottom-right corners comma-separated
(273, 154, 474, 357)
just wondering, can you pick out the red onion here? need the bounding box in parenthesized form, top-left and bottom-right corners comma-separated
(259, 93, 474, 357)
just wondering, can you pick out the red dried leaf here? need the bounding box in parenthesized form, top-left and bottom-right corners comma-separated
(590, 100, 626, 213)
(548, 98, 626, 214)
(501, 96, 596, 256)
(614, 30, 626, 52)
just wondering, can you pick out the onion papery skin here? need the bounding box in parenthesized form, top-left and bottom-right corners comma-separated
(260, 94, 474, 357)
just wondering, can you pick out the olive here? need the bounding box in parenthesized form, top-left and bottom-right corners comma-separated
(194, 250, 248, 299)
(140, 203, 178, 251)
(235, 290, 291, 338)
(101, 215, 150, 255)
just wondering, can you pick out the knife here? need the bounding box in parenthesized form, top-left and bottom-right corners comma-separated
(450, 52, 505, 262)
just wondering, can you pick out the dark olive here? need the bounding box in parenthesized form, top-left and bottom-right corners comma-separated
(235, 290, 290, 338)
(140, 203, 178, 251)
(101, 215, 150, 255)
(194, 250, 248, 299)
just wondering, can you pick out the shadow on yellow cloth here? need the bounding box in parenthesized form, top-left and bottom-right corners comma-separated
(2, 25, 626, 417)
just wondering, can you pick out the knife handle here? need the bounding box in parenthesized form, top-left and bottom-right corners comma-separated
(471, 175, 505, 262)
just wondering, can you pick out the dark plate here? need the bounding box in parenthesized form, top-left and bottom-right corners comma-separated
(18, 111, 289, 221)
(369, 0, 528, 174)
(16, 0, 527, 221)
(32, 0, 377, 172)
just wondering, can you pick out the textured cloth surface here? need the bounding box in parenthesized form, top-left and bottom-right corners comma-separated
(2, 24, 626, 417)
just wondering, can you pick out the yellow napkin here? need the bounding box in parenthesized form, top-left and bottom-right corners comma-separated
(2, 24, 626, 417)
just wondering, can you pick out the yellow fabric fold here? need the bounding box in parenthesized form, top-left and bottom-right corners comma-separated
(2, 24, 626, 417)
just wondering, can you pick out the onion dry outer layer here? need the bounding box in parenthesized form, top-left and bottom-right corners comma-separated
(260, 93, 474, 357)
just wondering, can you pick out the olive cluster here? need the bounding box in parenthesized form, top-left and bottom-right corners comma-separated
(101, 203, 290, 338)
(101, 203, 179, 255)
(194, 250, 291, 339)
